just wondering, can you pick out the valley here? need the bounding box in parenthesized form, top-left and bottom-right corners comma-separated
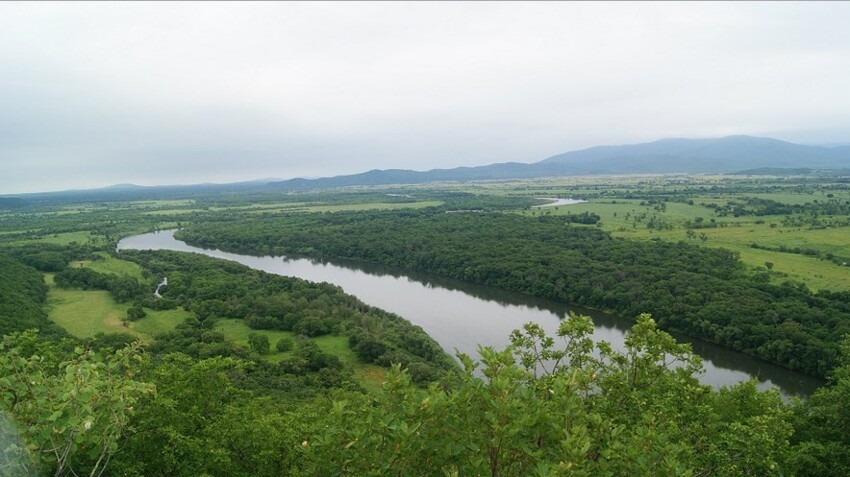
(2, 172, 850, 476)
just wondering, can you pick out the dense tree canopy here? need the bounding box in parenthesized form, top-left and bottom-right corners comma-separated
(180, 209, 850, 376)
(7, 314, 850, 476)
(0, 255, 66, 338)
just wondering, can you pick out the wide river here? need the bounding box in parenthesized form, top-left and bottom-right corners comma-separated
(118, 230, 823, 398)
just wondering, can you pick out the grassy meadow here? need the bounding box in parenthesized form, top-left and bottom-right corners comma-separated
(511, 180, 850, 292)
(71, 252, 146, 279)
(214, 318, 388, 391)
(46, 287, 187, 342)
(47, 289, 132, 339)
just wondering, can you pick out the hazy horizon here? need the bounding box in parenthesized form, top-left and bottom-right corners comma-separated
(3, 2, 850, 194)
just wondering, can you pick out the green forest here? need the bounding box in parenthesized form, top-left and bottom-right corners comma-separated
(2, 176, 850, 475)
(179, 209, 850, 377)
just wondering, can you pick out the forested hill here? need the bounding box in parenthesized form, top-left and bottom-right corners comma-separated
(179, 210, 850, 377)
(0, 255, 66, 338)
(268, 136, 850, 190)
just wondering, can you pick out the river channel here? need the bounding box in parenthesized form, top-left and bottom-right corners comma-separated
(117, 230, 823, 398)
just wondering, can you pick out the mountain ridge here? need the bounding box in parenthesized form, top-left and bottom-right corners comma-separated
(269, 135, 850, 190)
(6, 135, 850, 198)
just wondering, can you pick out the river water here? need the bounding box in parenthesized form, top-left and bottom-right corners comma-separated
(534, 198, 588, 207)
(117, 230, 823, 398)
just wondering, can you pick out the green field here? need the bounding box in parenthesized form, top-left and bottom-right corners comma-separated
(141, 208, 205, 216)
(46, 286, 186, 341)
(213, 318, 388, 391)
(213, 318, 298, 362)
(516, 191, 850, 292)
(72, 252, 145, 279)
(47, 288, 135, 339)
(132, 308, 192, 339)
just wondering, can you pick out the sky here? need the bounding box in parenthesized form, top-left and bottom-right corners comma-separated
(2, 2, 850, 194)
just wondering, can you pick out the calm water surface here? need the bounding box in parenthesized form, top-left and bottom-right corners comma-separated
(534, 198, 588, 207)
(118, 230, 823, 398)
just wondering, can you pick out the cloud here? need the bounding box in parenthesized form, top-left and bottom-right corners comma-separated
(2, 2, 850, 193)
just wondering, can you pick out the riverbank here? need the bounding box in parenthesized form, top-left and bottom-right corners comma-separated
(118, 229, 823, 398)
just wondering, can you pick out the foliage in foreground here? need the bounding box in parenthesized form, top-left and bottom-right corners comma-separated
(0, 331, 153, 477)
(5, 315, 850, 476)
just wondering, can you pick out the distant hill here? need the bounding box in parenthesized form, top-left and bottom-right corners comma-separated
(11, 179, 275, 204)
(10, 135, 850, 198)
(270, 135, 850, 190)
(0, 197, 26, 209)
(537, 136, 850, 173)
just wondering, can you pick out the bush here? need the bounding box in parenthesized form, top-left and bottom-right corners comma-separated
(276, 337, 294, 352)
(247, 332, 270, 355)
(406, 362, 440, 386)
(355, 339, 388, 363)
(294, 316, 331, 337)
(127, 303, 147, 322)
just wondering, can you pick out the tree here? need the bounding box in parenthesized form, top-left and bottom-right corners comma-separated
(791, 337, 850, 476)
(247, 333, 270, 355)
(304, 315, 794, 476)
(127, 303, 147, 321)
(0, 331, 153, 477)
(275, 337, 294, 352)
(354, 338, 388, 363)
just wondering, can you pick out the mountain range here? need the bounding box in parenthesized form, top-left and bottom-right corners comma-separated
(5, 136, 850, 202)
(269, 135, 850, 190)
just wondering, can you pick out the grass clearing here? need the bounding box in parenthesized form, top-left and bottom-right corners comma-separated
(72, 252, 145, 279)
(213, 318, 389, 389)
(47, 288, 136, 339)
(517, 196, 850, 292)
(213, 319, 298, 362)
(141, 209, 205, 216)
(313, 335, 358, 364)
(47, 284, 186, 341)
(132, 308, 191, 338)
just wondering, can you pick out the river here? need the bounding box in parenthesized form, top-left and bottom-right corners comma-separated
(534, 198, 588, 207)
(117, 230, 823, 398)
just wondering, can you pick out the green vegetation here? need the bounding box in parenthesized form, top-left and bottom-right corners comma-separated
(534, 197, 850, 291)
(1, 331, 153, 477)
(214, 319, 297, 362)
(4, 314, 850, 476)
(72, 252, 145, 279)
(122, 249, 456, 382)
(3, 174, 850, 475)
(180, 207, 850, 377)
(130, 307, 190, 338)
(0, 254, 65, 338)
(47, 289, 133, 339)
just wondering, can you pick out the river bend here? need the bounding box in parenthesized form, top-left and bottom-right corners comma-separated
(117, 230, 822, 398)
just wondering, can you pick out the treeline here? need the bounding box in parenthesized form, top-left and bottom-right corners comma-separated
(180, 210, 850, 376)
(54, 267, 148, 303)
(3, 242, 95, 272)
(4, 316, 850, 476)
(750, 242, 850, 267)
(707, 196, 850, 218)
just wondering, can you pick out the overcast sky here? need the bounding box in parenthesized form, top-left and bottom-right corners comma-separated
(3, 2, 850, 193)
